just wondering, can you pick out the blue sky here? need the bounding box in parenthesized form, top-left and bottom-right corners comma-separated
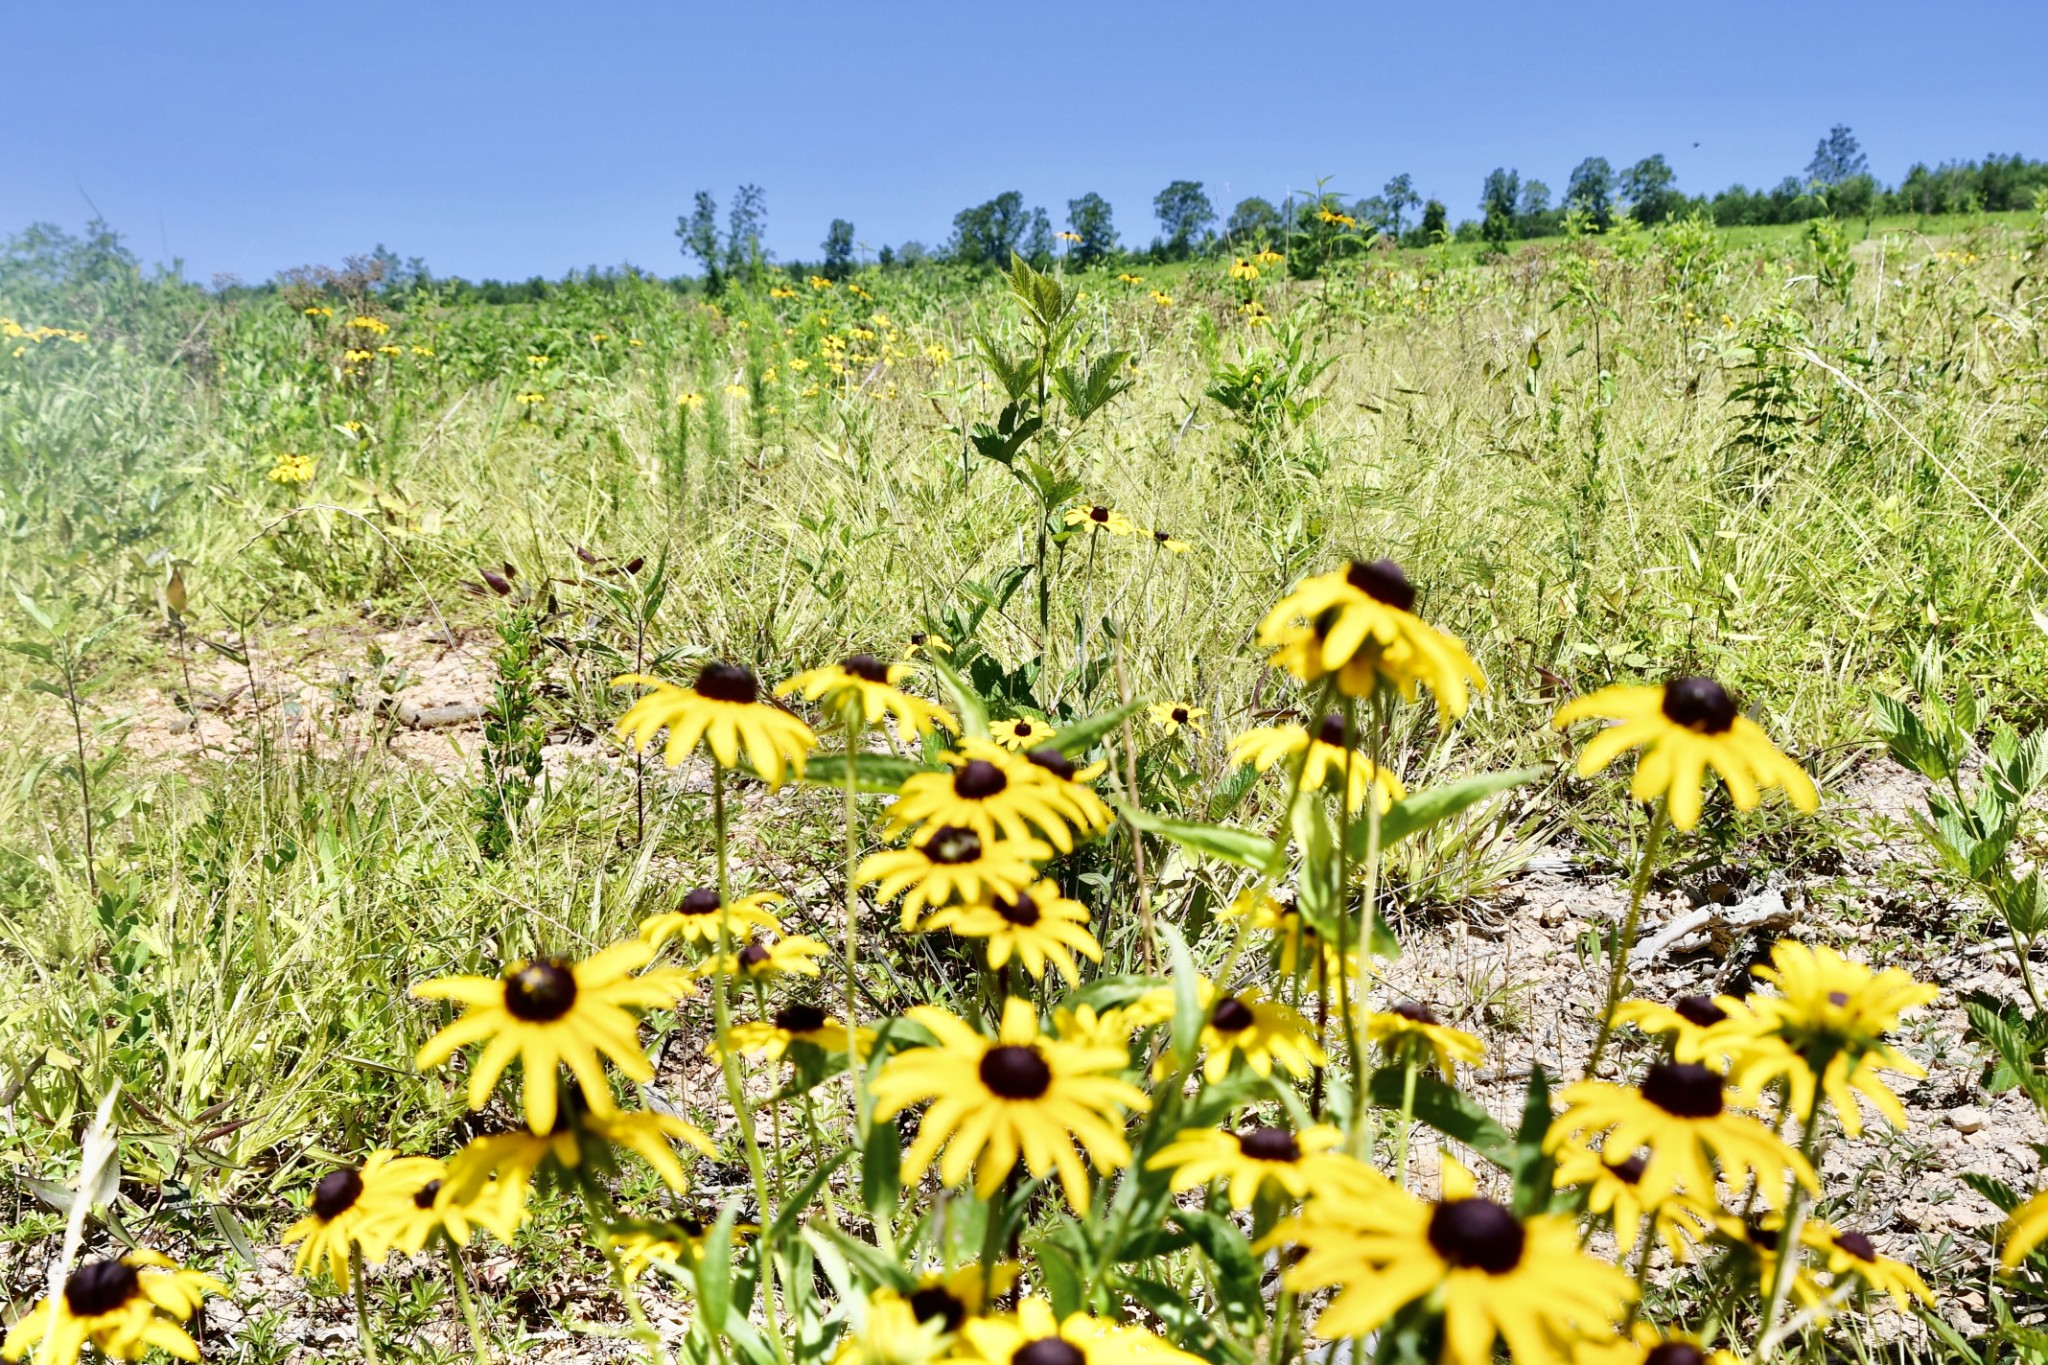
(7, 0, 2045, 282)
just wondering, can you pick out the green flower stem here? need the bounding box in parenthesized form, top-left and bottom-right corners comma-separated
(710, 765, 787, 1360)
(349, 1244, 380, 1365)
(1757, 1102, 1827, 1362)
(1392, 1055, 1419, 1189)
(1586, 799, 1670, 1077)
(441, 1233, 492, 1365)
(842, 708, 866, 1139)
(1343, 697, 1382, 1157)
(1623, 1220, 1655, 1329)
(575, 1173, 667, 1365)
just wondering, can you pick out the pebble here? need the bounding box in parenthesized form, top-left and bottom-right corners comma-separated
(1949, 1105, 1990, 1134)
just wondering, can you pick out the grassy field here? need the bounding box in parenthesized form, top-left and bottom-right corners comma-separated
(3, 206, 2048, 1365)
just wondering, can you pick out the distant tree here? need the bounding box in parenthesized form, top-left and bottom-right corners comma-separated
(1381, 173, 1421, 237)
(877, 244, 896, 269)
(1413, 198, 1449, 245)
(821, 218, 856, 279)
(1225, 196, 1282, 246)
(677, 190, 724, 290)
(726, 185, 768, 282)
(1022, 207, 1055, 267)
(951, 192, 1030, 266)
(896, 241, 930, 268)
(1806, 125, 1869, 189)
(1566, 157, 1615, 229)
(1154, 180, 1217, 257)
(1620, 154, 1681, 225)
(1479, 168, 1520, 253)
(1516, 179, 1555, 236)
(1829, 173, 1878, 227)
(1065, 192, 1118, 267)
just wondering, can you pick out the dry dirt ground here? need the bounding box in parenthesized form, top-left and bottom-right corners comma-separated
(32, 618, 2033, 1358)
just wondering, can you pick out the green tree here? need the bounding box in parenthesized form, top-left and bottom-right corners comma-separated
(821, 218, 855, 279)
(1517, 180, 1556, 236)
(726, 184, 767, 283)
(677, 190, 723, 292)
(1413, 198, 1448, 245)
(1480, 168, 1520, 253)
(1381, 172, 1420, 237)
(1065, 193, 1118, 267)
(1566, 157, 1615, 229)
(1225, 196, 1282, 246)
(1806, 124, 1868, 188)
(1620, 154, 1680, 225)
(1153, 180, 1216, 257)
(952, 192, 1030, 266)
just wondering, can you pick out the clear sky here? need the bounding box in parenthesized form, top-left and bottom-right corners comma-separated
(7, 0, 2045, 283)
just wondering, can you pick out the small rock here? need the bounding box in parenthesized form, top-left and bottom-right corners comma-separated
(1950, 1105, 1990, 1134)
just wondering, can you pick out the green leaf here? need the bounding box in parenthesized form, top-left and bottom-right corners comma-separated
(694, 1198, 742, 1331)
(1115, 802, 1276, 872)
(926, 655, 989, 739)
(1161, 920, 1202, 1070)
(1045, 699, 1144, 758)
(767, 1146, 851, 1245)
(1366, 1070, 1516, 1165)
(861, 1116, 900, 1221)
(1030, 1234, 1085, 1319)
(794, 753, 931, 795)
(1348, 766, 1547, 859)
(1172, 1208, 1264, 1340)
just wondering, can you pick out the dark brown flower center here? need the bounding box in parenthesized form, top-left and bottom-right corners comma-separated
(1236, 1125, 1301, 1162)
(1660, 676, 1736, 734)
(776, 1003, 828, 1033)
(738, 942, 772, 971)
(677, 887, 722, 916)
(1210, 995, 1255, 1033)
(1010, 719, 1036, 738)
(1835, 1230, 1878, 1262)
(995, 893, 1041, 927)
(505, 959, 578, 1022)
(842, 654, 891, 683)
(1646, 1344, 1707, 1365)
(1025, 747, 1073, 779)
(954, 760, 1008, 799)
(1153, 530, 1172, 544)
(1014, 1339, 1085, 1365)
(924, 826, 984, 865)
(64, 1258, 141, 1318)
(678, 1217, 706, 1236)
(909, 1285, 969, 1331)
(1426, 1196, 1525, 1274)
(1827, 990, 1850, 1007)
(1088, 506, 1110, 523)
(1673, 995, 1726, 1028)
(413, 1179, 442, 1210)
(1391, 1001, 1439, 1025)
(909, 633, 929, 647)
(1170, 707, 1189, 724)
(694, 662, 760, 705)
(979, 1044, 1052, 1099)
(1608, 1153, 1649, 1184)
(1314, 712, 1349, 748)
(313, 1167, 365, 1221)
(1641, 1062, 1724, 1119)
(1744, 1218, 1780, 1251)
(1345, 558, 1416, 611)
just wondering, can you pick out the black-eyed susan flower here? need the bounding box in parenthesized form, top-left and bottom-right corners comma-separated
(1, 1252, 223, 1365)
(1552, 677, 1819, 832)
(872, 998, 1147, 1212)
(1276, 1152, 1635, 1361)
(858, 826, 1047, 930)
(1711, 1215, 1830, 1309)
(283, 1151, 443, 1287)
(1148, 1122, 1345, 1209)
(1548, 1063, 1816, 1210)
(1799, 1219, 1933, 1309)
(1365, 1002, 1484, 1079)
(614, 663, 817, 788)
(1712, 941, 1935, 1136)
(987, 716, 1050, 751)
(1257, 559, 1486, 717)
(413, 940, 690, 1132)
(777, 654, 957, 736)
(1570, 1325, 1741, 1365)
(887, 751, 1086, 852)
(1147, 702, 1206, 737)
(902, 632, 952, 659)
(906, 1263, 1017, 1332)
(640, 887, 785, 948)
(833, 1290, 953, 1365)
(1062, 504, 1134, 537)
(1611, 994, 1737, 1064)
(701, 933, 831, 982)
(921, 882, 1102, 985)
(443, 1106, 714, 1217)
(1226, 714, 1406, 814)
(943, 1296, 1203, 1365)
(2004, 1189, 2048, 1267)
(1130, 983, 1325, 1084)
(379, 1160, 523, 1256)
(1016, 747, 1113, 837)
(720, 1002, 876, 1061)
(613, 1218, 743, 1282)
(1549, 1141, 1713, 1259)
(1148, 529, 1190, 553)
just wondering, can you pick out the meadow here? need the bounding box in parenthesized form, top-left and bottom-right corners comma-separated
(3, 203, 2048, 1365)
